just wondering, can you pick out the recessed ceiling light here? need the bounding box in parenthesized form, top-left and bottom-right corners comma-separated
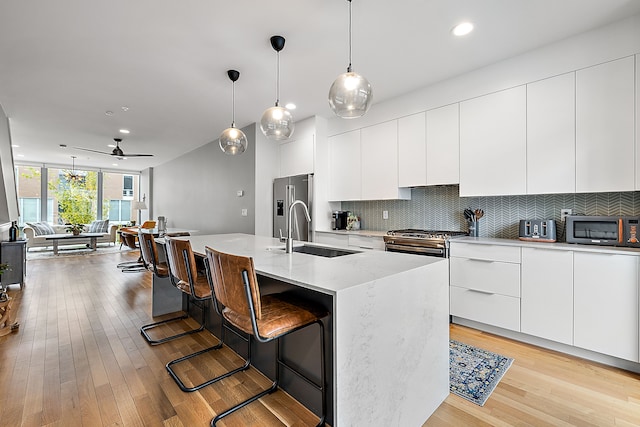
(452, 22, 474, 37)
(105, 110, 114, 116)
(119, 129, 130, 134)
(121, 106, 129, 112)
(285, 103, 297, 110)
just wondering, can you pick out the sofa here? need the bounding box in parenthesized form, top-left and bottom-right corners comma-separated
(23, 221, 119, 251)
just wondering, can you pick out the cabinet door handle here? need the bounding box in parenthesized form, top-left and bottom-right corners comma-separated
(466, 258, 495, 263)
(466, 288, 495, 295)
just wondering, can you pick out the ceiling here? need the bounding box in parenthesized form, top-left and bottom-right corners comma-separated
(2, 0, 640, 172)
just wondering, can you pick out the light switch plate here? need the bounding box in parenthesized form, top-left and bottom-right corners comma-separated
(383, 210, 389, 220)
(241, 208, 248, 216)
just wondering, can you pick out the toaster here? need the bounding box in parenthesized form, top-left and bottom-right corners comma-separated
(519, 219, 557, 242)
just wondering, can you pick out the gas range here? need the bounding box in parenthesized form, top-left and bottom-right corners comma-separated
(383, 229, 468, 257)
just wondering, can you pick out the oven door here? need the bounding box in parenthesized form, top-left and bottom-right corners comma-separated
(385, 243, 446, 257)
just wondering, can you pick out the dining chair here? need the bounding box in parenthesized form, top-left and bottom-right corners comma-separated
(205, 246, 327, 427)
(117, 228, 146, 272)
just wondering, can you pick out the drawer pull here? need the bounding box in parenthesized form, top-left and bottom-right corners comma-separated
(466, 288, 495, 295)
(466, 258, 495, 263)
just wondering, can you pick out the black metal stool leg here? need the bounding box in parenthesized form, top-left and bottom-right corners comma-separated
(210, 318, 327, 426)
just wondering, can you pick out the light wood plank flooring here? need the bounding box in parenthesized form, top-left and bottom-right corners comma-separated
(0, 251, 319, 426)
(2, 250, 640, 426)
(426, 324, 640, 426)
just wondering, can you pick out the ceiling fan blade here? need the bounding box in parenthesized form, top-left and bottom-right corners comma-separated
(120, 153, 154, 157)
(74, 147, 113, 155)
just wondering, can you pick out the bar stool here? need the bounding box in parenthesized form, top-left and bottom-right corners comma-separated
(205, 246, 327, 427)
(163, 237, 239, 393)
(138, 231, 198, 345)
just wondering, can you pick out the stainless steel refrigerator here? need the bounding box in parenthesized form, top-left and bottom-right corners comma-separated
(273, 174, 313, 242)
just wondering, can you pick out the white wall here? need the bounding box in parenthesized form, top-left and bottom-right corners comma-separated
(0, 104, 18, 226)
(152, 123, 256, 235)
(327, 13, 640, 136)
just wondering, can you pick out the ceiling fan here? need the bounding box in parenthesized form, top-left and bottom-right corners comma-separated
(75, 138, 154, 160)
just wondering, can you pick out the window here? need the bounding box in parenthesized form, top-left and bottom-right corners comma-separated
(123, 175, 134, 199)
(18, 198, 40, 226)
(15, 165, 140, 226)
(108, 200, 131, 222)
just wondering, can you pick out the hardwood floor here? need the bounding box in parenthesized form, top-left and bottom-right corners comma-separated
(426, 324, 640, 427)
(2, 251, 640, 426)
(0, 251, 319, 426)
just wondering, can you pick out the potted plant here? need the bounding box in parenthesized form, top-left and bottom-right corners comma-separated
(65, 223, 85, 235)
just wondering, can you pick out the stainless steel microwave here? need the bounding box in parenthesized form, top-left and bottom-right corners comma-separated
(565, 215, 640, 248)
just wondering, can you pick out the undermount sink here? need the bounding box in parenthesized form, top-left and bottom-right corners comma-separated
(266, 244, 359, 258)
(291, 244, 360, 258)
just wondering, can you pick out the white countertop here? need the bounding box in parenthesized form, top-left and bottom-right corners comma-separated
(180, 233, 442, 295)
(454, 236, 640, 256)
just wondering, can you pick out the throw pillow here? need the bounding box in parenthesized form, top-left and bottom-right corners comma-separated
(26, 222, 55, 236)
(89, 219, 109, 233)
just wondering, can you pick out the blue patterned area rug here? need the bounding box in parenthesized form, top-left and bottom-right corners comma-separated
(449, 339, 514, 406)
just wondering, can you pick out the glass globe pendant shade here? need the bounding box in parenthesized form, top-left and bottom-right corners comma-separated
(219, 69, 247, 155)
(219, 125, 248, 155)
(328, 70, 373, 118)
(260, 105, 294, 140)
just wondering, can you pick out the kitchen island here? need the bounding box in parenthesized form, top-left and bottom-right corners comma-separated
(179, 233, 449, 426)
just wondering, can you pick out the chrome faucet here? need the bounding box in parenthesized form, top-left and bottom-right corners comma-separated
(285, 199, 311, 253)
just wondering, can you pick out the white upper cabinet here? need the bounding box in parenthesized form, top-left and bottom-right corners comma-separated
(279, 134, 314, 177)
(576, 56, 635, 193)
(398, 113, 427, 187)
(459, 86, 527, 196)
(526, 73, 576, 194)
(328, 130, 361, 201)
(426, 103, 459, 186)
(361, 121, 410, 200)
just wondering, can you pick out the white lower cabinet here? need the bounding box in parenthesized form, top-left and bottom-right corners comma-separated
(314, 232, 384, 251)
(347, 234, 385, 251)
(451, 241, 640, 364)
(521, 248, 574, 345)
(573, 252, 639, 362)
(314, 232, 348, 247)
(449, 242, 521, 332)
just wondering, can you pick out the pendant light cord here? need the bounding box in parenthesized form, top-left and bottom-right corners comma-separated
(275, 50, 281, 107)
(231, 80, 236, 127)
(347, 0, 353, 73)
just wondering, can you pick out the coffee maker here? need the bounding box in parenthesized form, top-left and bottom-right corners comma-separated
(331, 211, 349, 230)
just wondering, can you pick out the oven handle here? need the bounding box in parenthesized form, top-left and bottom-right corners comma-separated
(385, 243, 445, 256)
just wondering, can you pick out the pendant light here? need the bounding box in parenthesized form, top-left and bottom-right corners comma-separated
(260, 35, 294, 140)
(219, 69, 248, 155)
(65, 155, 82, 183)
(328, 0, 373, 118)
